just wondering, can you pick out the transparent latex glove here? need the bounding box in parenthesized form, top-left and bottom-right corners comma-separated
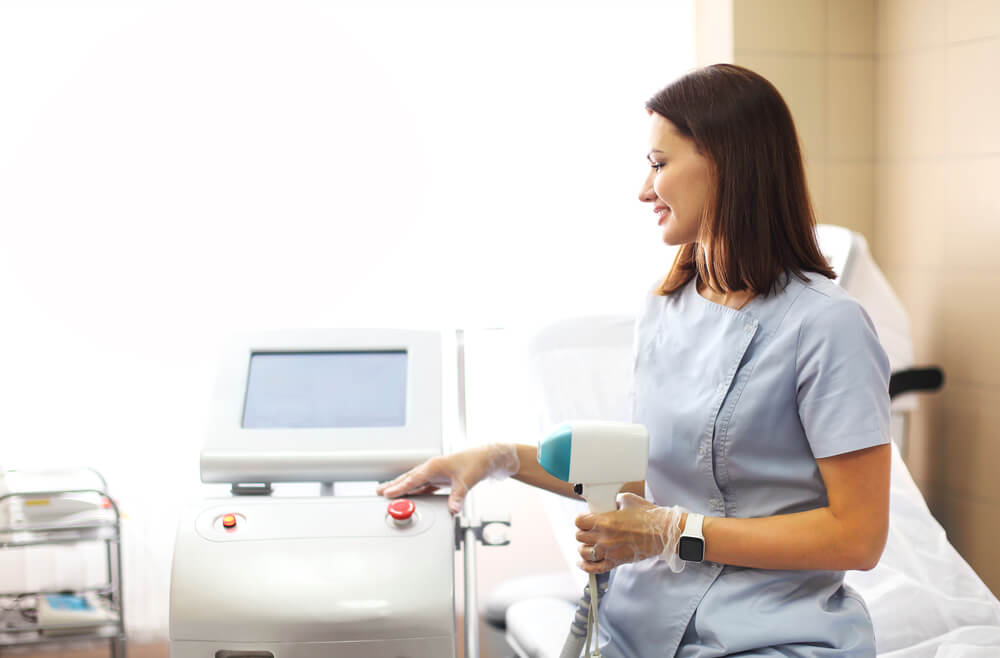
(574, 493, 685, 574)
(375, 443, 520, 515)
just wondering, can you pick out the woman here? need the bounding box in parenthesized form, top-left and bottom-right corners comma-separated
(377, 64, 891, 657)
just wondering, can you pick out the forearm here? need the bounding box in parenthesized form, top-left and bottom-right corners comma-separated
(698, 505, 886, 571)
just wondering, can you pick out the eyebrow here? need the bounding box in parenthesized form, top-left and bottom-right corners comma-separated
(648, 149, 664, 154)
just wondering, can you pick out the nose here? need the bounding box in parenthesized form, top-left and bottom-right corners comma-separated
(638, 170, 657, 203)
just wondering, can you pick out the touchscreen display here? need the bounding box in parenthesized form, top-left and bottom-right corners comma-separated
(242, 351, 407, 428)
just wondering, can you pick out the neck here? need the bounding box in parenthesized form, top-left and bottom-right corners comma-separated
(697, 278, 755, 310)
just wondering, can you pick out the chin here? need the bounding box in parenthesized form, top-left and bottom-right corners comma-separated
(660, 230, 684, 247)
(660, 224, 696, 247)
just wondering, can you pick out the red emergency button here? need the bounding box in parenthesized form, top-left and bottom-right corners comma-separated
(222, 514, 237, 529)
(387, 499, 415, 522)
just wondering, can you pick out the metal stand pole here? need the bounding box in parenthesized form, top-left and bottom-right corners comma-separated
(456, 329, 479, 658)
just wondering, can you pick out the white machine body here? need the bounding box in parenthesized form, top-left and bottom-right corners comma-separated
(169, 329, 459, 658)
(170, 496, 455, 657)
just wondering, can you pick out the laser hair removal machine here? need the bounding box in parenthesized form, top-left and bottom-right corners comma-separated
(169, 329, 507, 658)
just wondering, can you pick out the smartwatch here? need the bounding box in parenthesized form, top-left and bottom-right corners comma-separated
(678, 512, 705, 562)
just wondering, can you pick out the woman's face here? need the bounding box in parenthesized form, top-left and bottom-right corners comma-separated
(639, 112, 713, 246)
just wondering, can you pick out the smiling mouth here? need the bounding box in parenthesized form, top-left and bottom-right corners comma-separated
(655, 206, 671, 224)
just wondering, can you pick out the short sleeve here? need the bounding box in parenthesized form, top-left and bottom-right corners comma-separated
(795, 297, 891, 459)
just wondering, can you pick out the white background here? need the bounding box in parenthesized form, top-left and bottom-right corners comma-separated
(0, 0, 694, 637)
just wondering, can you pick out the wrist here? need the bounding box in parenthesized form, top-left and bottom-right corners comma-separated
(657, 505, 684, 562)
(484, 442, 520, 479)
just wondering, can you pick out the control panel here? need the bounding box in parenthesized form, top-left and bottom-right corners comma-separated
(194, 497, 435, 543)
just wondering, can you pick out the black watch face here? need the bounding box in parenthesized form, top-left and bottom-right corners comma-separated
(678, 536, 705, 562)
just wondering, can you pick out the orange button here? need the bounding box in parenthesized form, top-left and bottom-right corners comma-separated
(222, 514, 237, 528)
(387, 499, 415, 521)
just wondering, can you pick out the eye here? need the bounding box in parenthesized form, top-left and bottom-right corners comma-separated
(650, 162, 665, 172)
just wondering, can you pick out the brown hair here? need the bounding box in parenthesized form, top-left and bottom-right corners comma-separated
(646, 63, 834, 297)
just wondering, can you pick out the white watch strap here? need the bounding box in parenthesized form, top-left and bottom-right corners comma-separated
(684, 512, 704, 540)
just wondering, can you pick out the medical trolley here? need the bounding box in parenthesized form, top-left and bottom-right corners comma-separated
(0, 467, 125, 657)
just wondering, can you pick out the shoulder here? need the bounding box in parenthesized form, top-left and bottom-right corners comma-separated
(784, 272, 887, 375)
(763, 271, 883, 367)
(637, 275, 685, 311)
(784, 270, 873, 331)
(633, 277, 668, 328)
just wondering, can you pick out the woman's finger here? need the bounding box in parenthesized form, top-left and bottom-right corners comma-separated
(447, 479, 471, 514)
(577, 558, 613, 574)
(377, 468, 428, 498)
(375, 469, 415, 495)
(375, 474, 412, 497)
(401, 484, 440, 497)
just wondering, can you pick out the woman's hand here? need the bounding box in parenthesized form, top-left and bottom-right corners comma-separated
(375, 443, 520, 515)
(574, 493, 684, 574)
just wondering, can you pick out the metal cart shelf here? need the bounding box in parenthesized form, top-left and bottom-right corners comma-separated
(0, 469, 125, 657)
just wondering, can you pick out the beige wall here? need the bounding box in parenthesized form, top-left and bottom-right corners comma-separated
(875, 0, 1000, 595)
(698, 0, 877, 238)
(698, 0, 1000, 595)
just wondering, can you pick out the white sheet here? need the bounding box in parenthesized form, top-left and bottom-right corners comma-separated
(847, 446, 1000, 655)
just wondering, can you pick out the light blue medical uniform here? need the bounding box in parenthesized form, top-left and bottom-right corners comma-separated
(598, 270, 891, 657)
